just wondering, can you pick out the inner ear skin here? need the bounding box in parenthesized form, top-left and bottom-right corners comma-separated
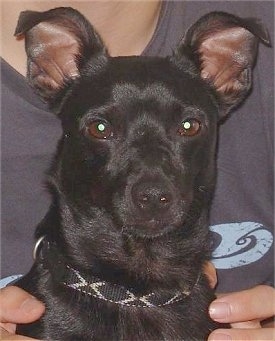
(199, 27, 256, 94)
(28, 22, 80, 84)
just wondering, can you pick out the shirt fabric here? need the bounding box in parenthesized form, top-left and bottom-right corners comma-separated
(1, 1, 274, 293)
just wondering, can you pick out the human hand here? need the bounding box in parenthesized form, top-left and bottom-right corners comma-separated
(0, 286, 45, 340)
(204, 262, 218, 289)
(208, 285, 275, 340)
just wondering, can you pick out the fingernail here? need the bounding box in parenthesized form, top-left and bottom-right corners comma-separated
(209, 302, 230, 320)
(21, 297, 43, 314)
(209, 332, 232, 340)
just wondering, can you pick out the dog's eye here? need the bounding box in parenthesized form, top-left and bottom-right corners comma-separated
(87, 120, 113, 139)
(178, 118, 201, 137)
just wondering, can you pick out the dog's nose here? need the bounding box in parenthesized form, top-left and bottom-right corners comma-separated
(131, 180, 173, 213)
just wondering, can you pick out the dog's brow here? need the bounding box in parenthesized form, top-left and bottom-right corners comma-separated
(112, 83, 177, 104)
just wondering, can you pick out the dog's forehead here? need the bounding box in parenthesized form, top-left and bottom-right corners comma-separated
(102, 56, 215, 111)
(62, 55, 218, 122)
(111, 83, 177, 104)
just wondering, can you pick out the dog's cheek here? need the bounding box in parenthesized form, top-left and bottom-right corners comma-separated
(55, 137, 113, 206)
(61, 207, 126, 267)
(181, 130, 217, 180)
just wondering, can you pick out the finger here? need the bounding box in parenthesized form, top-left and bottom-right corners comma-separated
(0, 322, 16, 334)
(230, 320, 261, 329)
(262, 318, 275, 328)
(0, 326, 41, 340)
(209, 285, 275, 323)
(203, 262, 217, 288)
(208, 327, 275, 341)
(0, 286, 45, 324)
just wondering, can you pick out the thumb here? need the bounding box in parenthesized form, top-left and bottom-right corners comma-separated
(203, 262, 217, 289)
(0, 286, 45, 324)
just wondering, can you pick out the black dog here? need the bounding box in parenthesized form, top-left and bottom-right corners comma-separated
(15, 7, 269, 340)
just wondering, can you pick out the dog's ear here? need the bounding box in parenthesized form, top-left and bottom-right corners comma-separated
(15, 7, 107, 102)
(174, 12, 270, 118)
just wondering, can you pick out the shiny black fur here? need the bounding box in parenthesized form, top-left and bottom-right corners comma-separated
(15, 7, 268, 341)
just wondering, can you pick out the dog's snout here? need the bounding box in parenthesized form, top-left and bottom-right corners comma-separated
(131, 180, 173, 213)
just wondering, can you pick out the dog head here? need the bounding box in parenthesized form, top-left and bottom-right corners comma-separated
(16, 8, 269, 268)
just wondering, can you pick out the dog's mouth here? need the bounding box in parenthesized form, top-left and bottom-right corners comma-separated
(120, 215, 185, 239)
(122, 225, 179, 239)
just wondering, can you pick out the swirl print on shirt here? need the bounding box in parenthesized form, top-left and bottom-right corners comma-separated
(210, 222, 273, 269)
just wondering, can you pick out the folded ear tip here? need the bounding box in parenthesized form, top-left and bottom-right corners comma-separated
(243, 17, 272, 47)
(14, 11, 27, 36)
(14, 10, 43, 36)
(261, 29, 272, 47)
(14, 30, 22, 37)
(14, 8, 82, 37)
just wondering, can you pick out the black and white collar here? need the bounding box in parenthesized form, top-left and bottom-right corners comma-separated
(34, 236, 200, 308)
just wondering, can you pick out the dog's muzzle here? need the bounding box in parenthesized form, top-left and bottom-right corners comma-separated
(119, 173, 187, 237)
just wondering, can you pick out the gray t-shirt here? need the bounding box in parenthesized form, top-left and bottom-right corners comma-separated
(1, 1, 274, 293)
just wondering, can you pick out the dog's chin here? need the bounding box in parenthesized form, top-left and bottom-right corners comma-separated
(121, 220, 182, 239)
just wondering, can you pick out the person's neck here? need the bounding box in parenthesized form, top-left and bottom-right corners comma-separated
(73, 1, 162, 56)
(1, 1, 161, 76)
